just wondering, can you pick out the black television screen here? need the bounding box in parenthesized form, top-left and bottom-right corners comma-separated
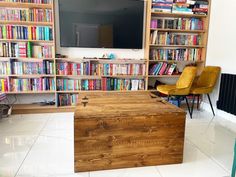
(58, 0, 144, 49)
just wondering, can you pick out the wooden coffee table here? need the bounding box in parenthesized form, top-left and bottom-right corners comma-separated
(74, 92, 186, 172)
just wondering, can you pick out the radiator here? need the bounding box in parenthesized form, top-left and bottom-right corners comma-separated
(217, 73, 236, 116)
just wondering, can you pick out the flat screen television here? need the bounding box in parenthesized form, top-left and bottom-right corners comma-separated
(58, 0, 145, 49)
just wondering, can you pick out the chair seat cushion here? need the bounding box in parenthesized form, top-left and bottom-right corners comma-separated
(190, 86, 213, 94)
(157, 85, 189, 96)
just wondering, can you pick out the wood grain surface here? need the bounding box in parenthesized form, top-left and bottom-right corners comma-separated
(74, 92, 186, 172)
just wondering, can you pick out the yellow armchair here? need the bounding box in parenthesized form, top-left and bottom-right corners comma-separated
(190, 66, 221, 117)
(157, 66, 197, 118)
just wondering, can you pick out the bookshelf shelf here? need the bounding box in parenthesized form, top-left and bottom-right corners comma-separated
(149, 60, 204, 63)
(0, 2, 53, 9)
(0, 21, 53, 26)
(5, 91, 55, 94)
(0, 39, 54, 44)
(151, 12, 207, 18)
(101, 75, 146, 79)
(150, 28, 205, 33)
(148, 75, 180, 78)
(9, 75, 55, 78)
(0, 57, 54, 61)
(56, 75, 101, 79)
(149, 44, 205, 48)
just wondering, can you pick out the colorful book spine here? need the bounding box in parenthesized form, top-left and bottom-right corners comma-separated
(0, 78, 8, 92)
(10, 77, 55, 92)
(0, 25, 53, 41)
(101, 78, 145, 91)
(149, 62, 177, 75)
(58, 94, 79, 107)
(0, 0, 53, 4)
(101, 64, 146, 76)
(150, 48, 202, 61)
(0, 61, 11, 75)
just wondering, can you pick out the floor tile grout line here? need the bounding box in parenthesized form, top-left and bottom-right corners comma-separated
(155, 166, 164, 177)
(186, 137, 231, 174)
(14, 116, 51, 177)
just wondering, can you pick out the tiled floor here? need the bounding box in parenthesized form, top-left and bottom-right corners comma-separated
(0, 110, 235, 177)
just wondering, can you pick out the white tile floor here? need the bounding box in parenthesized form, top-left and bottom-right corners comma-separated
(0, 110, 235, 177)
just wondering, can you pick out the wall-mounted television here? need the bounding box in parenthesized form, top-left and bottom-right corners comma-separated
(58, 0, 145, 49)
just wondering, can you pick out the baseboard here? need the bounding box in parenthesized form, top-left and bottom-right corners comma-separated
(201, 102, 236, 123)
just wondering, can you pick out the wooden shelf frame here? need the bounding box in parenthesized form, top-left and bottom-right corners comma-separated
(145, 0, 211, 89)
(0, 1, 53, 9)
(0, 20, 53, 26)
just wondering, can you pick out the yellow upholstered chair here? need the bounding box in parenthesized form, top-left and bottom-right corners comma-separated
(190, 66, 221, 117)
(157, 66, 197, 118)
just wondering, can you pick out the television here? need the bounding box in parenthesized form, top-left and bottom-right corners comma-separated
(58, 0, 145, 49)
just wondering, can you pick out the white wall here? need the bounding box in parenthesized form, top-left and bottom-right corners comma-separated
(203, 0, 236, 120)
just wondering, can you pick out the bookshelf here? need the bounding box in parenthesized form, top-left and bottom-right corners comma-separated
(0, 0, 56, 98)
(55, 58, 147, 107)
(145, 0, 211, 90)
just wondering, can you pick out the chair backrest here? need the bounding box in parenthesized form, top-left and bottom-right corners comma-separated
(196, 66, 221, 89)
(176, 66, 197, 91)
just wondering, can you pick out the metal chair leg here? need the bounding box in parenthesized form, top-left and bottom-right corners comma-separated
(207, 94, 215, 116)
(190, 95, 195, 118)
(185, 96, 192, 119)
(197, 95, 200, 110)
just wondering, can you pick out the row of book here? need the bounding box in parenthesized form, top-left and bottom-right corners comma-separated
(10, 60, 54, 75)
(0, 78, 8, 92)
(56, 61, 95, 76)
(102, 78, 145, 91)
(151, 17, 204, 30)
(0, 8, 53, 22)
(149, 62, 177, 75)
(150, 48, 202, 61)
(0, 0, 53, 4)
(0, 25, 53, 41)
(152, 0, 209, 15)
(101, 64, 146, 76)
(150, 31, 201, 45)
(57, 79, 102, 91)
(58, 94, 79, 107)
(0, 42, 54, 58)
(10, 77, 55, 92)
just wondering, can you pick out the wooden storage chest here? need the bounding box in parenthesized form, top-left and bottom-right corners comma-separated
(74, 92, 186, 172)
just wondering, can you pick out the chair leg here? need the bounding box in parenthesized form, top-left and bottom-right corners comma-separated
(185, 96, 192, 119)
(197, 95, 200, 110)
(190, 95, 196, 118)
(207, 94, 215, 116)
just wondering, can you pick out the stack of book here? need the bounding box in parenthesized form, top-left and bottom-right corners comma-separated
(0, 25, 53, 41)
(192, 0, 209, 15)
(0, 61, 11, 75)
(172, 0, 194, 14)
(58, 94, 79, 107)
(152, 0, 174, 13)
(150, 48, 201, 61)
(0, 78, 8, 92)
(149, 62, 177, 75)
(101, 64, 146, 76)
(10, 59, 54, 75)
(10, 77, 55, 92)
(0, 8, 53, 22)
(0, 0, 53, 4)
(102, 78, 145, 91)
